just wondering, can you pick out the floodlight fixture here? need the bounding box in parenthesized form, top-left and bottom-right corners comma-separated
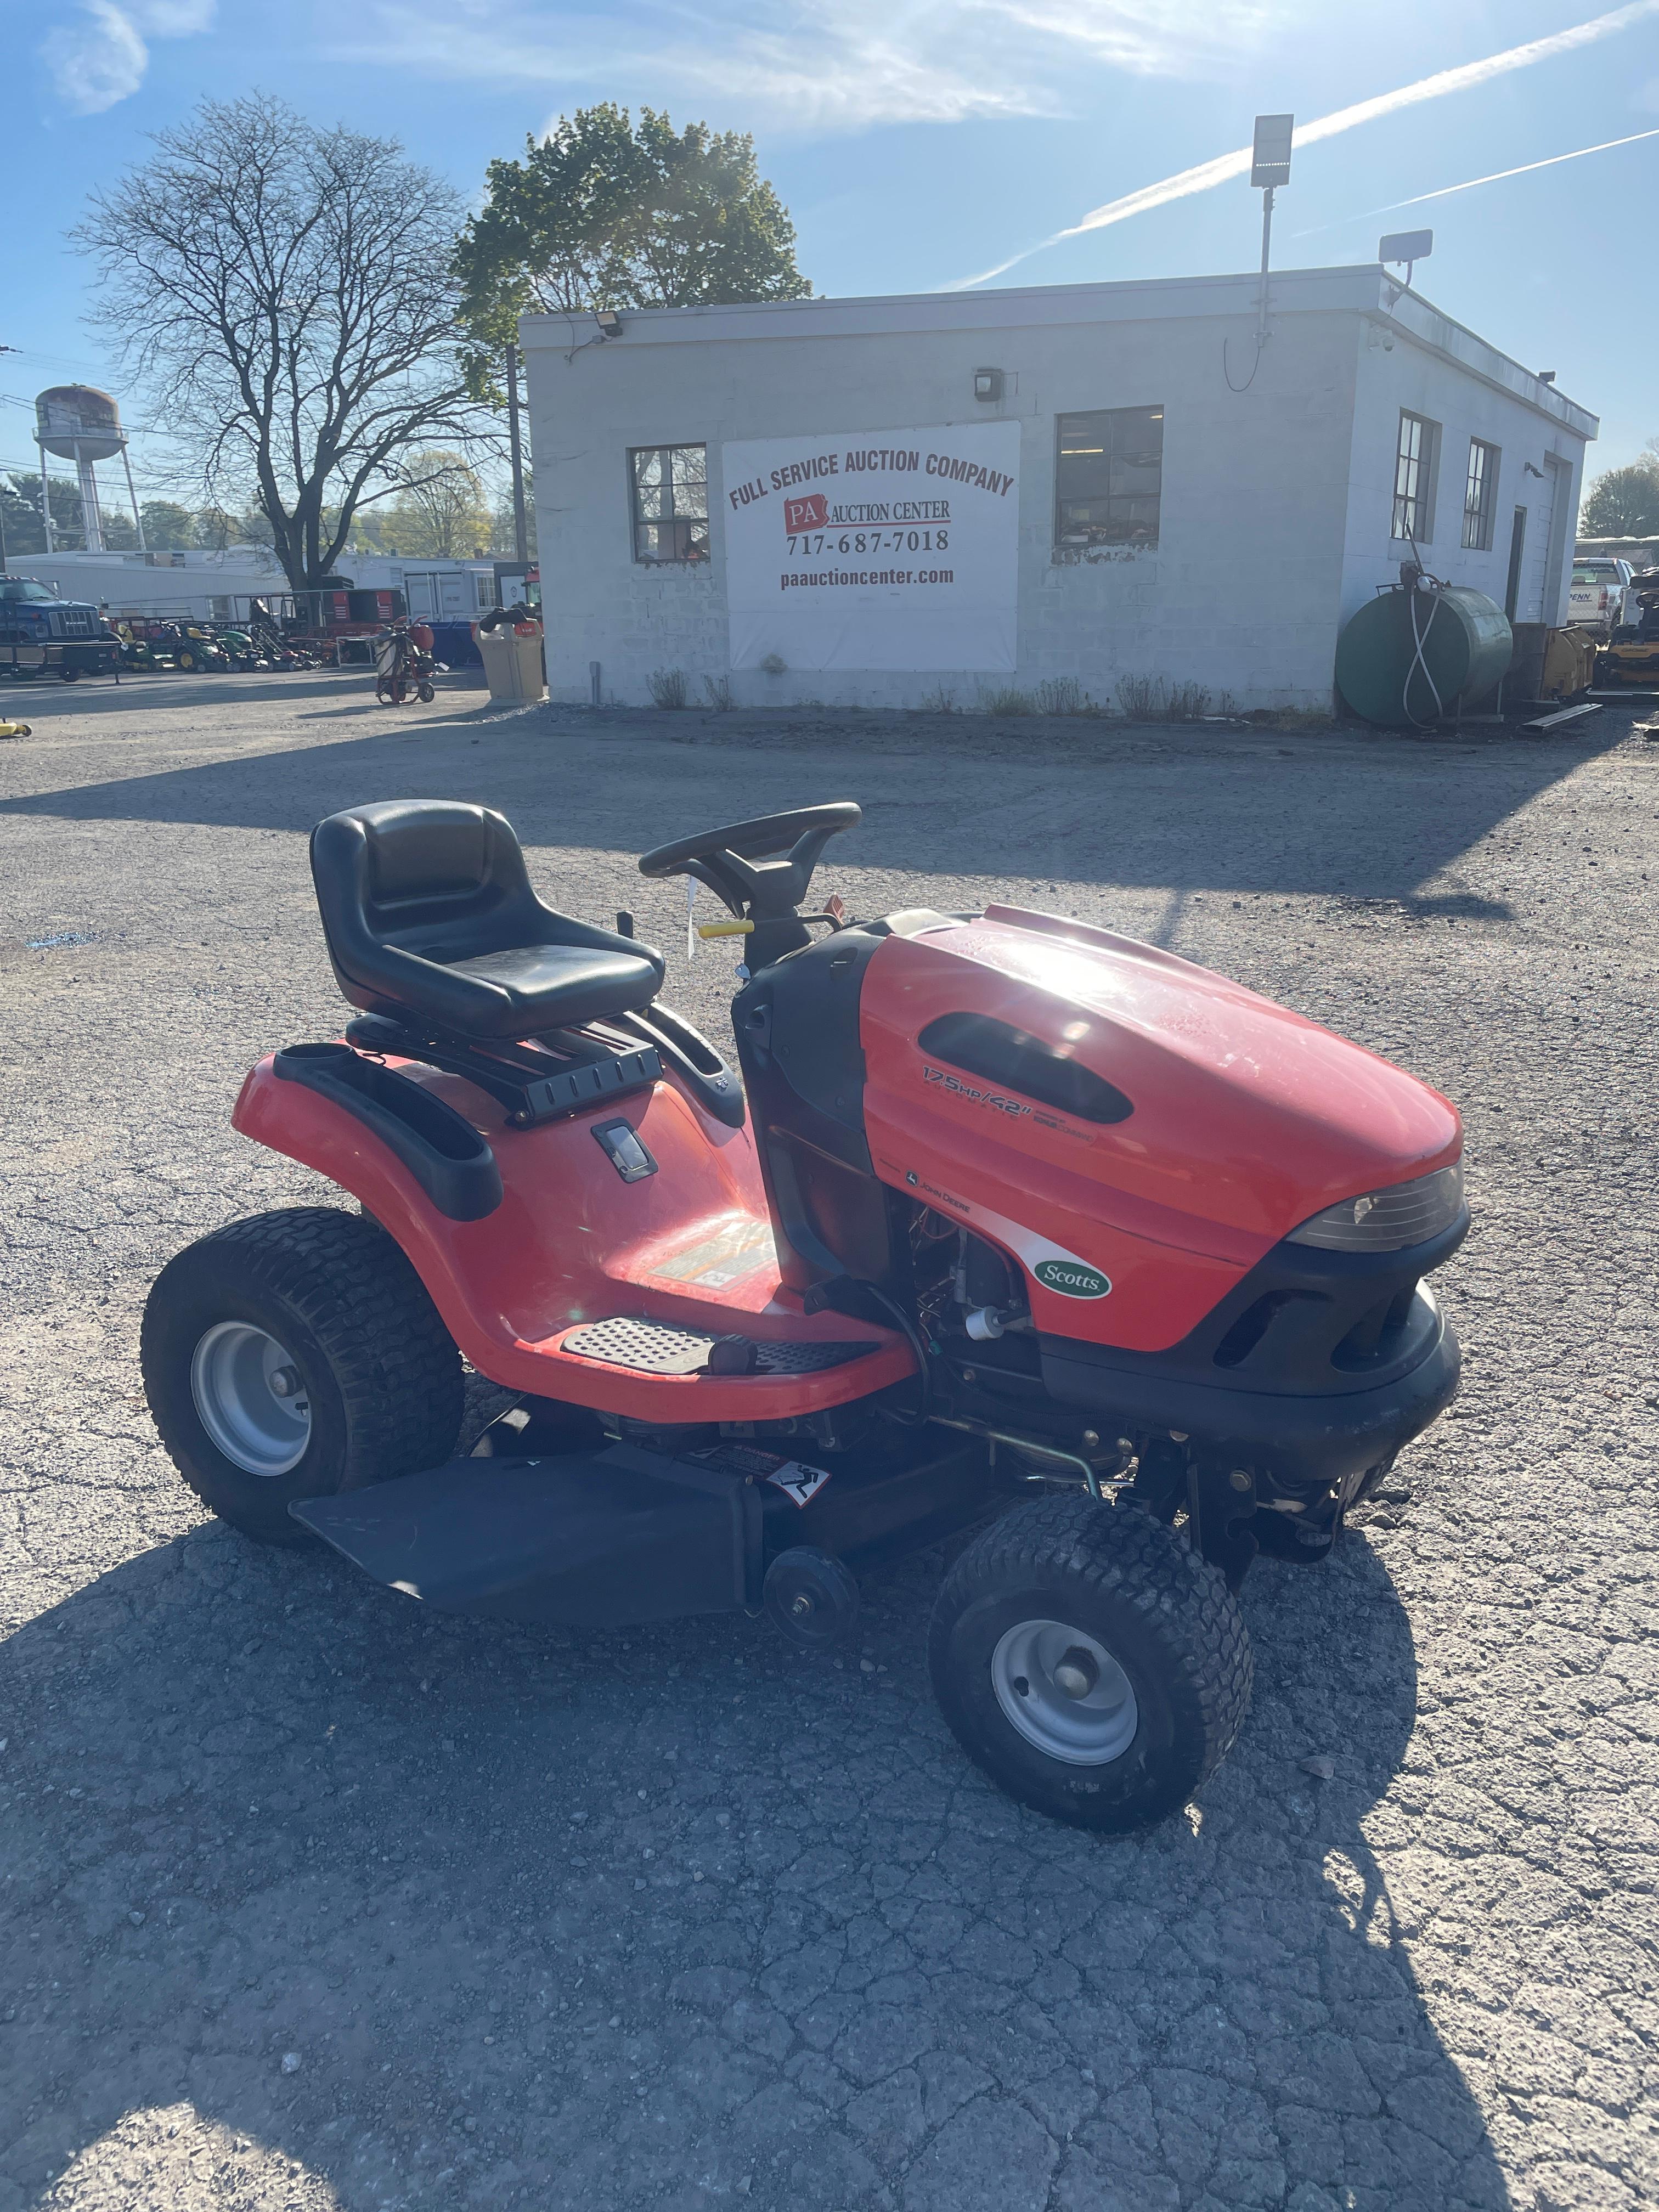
(1250, 114, 1294, 191)
(594, 310, 623, 338)
(1378, 229, 1433, 286)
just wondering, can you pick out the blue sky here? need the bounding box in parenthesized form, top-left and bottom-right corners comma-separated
(9, 0, 1658, 500)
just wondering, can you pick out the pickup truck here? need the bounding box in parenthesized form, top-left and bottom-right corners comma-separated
(1568, 557, 1637, 637)
(0, 573, 121, 681)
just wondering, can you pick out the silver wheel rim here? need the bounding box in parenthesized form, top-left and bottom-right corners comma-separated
(990, 1618, 1139, 1766)
(189, 1322, 313, 1477)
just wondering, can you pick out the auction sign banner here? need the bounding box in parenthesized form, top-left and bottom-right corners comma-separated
(721, 421, 1022, 673)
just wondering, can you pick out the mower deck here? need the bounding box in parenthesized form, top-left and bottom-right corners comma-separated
(292, 1429, 1003, 1627)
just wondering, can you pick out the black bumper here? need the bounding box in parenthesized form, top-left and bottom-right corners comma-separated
(1043, 1305, 1459, 1491)
(1039, 1209, 1469, 1493)
(61, 642, 121, 677)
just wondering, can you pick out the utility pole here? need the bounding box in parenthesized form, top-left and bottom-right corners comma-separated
(0, 348, 16, 566)
(505, 342, 529, 566)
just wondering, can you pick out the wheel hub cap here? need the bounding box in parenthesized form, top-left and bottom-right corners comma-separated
(190, 1322, 312, 1477)
(991, 1619, 1138, 1765)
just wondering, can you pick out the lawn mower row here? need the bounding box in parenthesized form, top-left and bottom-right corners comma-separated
(109, 615, 324, 675)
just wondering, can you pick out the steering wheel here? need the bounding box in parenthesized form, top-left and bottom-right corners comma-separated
(637, 802, 861, 936)
(637, 802, 861, 881)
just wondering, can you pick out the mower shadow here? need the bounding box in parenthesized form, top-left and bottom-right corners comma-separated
(0, 1518, 1509, 2209)
(0, 692, 1635, 908)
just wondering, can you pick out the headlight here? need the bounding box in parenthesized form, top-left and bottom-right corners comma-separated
(1286, 1161, 1463, 1252)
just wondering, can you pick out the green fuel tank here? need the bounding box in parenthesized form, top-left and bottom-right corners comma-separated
(1335, 585, 1512, 726)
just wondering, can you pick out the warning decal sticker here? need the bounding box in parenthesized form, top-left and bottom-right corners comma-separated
(766, 1462, 834, 1509)
(650, 1217, 777, 1291)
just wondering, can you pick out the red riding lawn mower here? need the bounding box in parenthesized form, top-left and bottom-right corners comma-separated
(142, 802, 1466, 1832)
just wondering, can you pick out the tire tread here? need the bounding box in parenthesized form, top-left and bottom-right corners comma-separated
(142, 1206, 463, 1532)
(930, 1494, 1252, 1820)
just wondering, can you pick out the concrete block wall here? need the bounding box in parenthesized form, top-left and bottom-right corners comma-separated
(523, 272, 1593, 715)
(1340, 300, 1585, 633)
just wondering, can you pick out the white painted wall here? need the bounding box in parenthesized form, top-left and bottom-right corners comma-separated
(523, 270, 1594, 714)
(1339, 296, 1584, 633)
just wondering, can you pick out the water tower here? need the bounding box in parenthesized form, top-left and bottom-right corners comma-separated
(33, 385, 145, 556)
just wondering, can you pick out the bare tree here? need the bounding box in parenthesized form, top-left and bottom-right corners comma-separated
(75, 97, 482, 594)
(390, 450, 490, 557)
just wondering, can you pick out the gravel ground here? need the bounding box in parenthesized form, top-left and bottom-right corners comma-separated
(2, 668, 1656, 2212)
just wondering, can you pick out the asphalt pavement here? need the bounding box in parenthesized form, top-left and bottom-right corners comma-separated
(2, 667, 1655, 2212)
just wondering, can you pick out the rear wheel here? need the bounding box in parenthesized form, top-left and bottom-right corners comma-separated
(929, 1495, 1251, 1832)
(142, 1206, 464, 1545)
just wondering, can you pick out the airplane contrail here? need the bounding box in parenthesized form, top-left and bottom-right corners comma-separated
(955, 1, 1659, 287)
(1293, 126, 1659, 235)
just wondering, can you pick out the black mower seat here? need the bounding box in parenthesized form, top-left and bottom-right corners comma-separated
(310, 800, 665, 1041)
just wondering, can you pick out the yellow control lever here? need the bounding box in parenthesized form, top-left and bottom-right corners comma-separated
(696, 919, 755, 939)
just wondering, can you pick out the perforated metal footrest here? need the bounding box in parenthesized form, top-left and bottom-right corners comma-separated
(562, 1316, 881, 1378)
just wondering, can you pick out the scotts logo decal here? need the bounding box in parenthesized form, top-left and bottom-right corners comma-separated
(1033, 1258, 1112, 1300)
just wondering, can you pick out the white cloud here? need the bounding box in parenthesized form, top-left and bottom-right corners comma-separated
(42, 0, 149, 115)
(39, 0, 217, 117)
(340, 0, 1318, 134)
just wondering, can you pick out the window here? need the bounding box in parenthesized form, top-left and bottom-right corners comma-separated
(1462, 438, 1499, 551)
(1391, 410, 1440, 543)
(1055, 407, 1163, 549)
(630, 444, 709, 564)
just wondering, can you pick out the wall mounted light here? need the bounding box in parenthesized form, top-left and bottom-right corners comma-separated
(973, 367, 1003, 403)
(595, 311, 623, 339)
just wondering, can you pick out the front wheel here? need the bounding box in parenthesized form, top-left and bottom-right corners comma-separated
(929, 1496, 1251, 1833)
(142, 1206, 464, 1545)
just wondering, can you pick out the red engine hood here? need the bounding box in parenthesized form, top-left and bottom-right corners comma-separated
(859, 906, 1460, 1350)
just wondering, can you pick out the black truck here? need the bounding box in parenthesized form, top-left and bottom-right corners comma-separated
(0, 574, 121, 682)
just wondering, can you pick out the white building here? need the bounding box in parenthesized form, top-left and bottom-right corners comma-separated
(521, 266, 1596, 714)
(12, 546, 291, 618)
(8, 547, 498, 624)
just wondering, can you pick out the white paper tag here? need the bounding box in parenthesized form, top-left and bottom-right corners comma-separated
(766, 1461, 833, 1509)
(686, 877, 696, 963)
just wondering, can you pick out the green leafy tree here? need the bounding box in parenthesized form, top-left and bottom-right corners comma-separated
(1581, 456, 1659, 537)
(456, 104, 810, 375)
(387, 450, 493, 556)
(99, 507, 140, 551)
(0, 472, 84, 556)
(489, 488, 536, 557)
(139, 499, 196, 549)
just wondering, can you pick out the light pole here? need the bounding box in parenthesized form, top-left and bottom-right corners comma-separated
(1250, 114, 1294, 351)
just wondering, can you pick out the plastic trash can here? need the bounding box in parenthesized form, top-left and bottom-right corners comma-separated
(476, 620, 546, 703)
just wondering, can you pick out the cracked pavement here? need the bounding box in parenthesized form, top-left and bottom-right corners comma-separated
(2, 668, 1656, 2210)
